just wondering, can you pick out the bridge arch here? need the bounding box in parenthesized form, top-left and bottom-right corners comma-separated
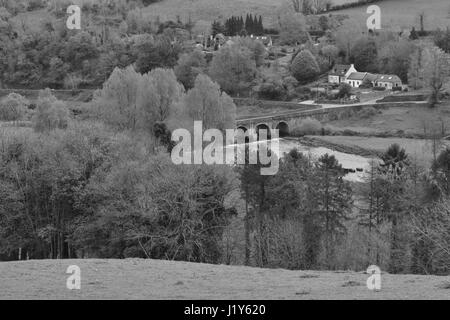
(275, 121, 289, 137)
(236, 126, 250, 144)
(256, 123, 271, 140)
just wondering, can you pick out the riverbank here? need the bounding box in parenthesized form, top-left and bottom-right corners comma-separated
(304, 135, 450, 167)
(285, 136, 382, 159)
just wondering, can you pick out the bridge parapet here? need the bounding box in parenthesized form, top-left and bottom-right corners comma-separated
(233, 97, 319, 111)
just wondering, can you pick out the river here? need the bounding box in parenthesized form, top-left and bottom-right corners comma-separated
(226, 138, 375, 182)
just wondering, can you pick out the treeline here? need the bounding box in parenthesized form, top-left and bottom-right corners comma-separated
(0, 0, 191, 89)
(212, 14, 264, 37)
(0, 66, 237, 262)
(238, 144, 450, 274)
(1, 70, 449, 274)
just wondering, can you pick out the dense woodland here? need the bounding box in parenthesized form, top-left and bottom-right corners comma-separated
(0, 0, 449, 275)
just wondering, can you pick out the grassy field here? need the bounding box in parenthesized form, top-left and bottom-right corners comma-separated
(141, 0, 356, 30)
(141, 0, 450, 31)
(0, 259, 449, 299)
(311, 135, 449, 167)
(322, 0, 450, 30)
(326, 103, 450, 136)
(10, 1, 448, 36)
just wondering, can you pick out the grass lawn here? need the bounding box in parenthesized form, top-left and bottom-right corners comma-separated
(0, 259, 449, 299)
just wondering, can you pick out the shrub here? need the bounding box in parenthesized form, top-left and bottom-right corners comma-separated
(337, 83, 352, 98)
(33, 98, 71, 132)
(325, 111, 339, 121)
(0, 93, 28, 121)
(174, 50, 207, 90)
(258, 78, 286, 100)
(359, 78, 373, 89)
(291, 117, 322, 136)
(27, 0, 46, 11)
(283, 76, 299, 99)
(283, 76, 299, 91)
(373, 86, 386, 91)
(357, 106, 379, 119)
(290, 50, 320, 84)
(338, 108, 356, 120)
(342, 129, 358, 136)
(295, 86, 311, 95)
(392, 86, 402, 92)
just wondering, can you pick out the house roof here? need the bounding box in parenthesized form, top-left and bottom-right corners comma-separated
(329, 64, 351, 76)
(365, 73, 378, 82)
(347, 72, 367, 81)
(375, 74, 402, 83)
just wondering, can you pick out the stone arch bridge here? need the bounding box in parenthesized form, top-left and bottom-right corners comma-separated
(236, 105, 337, 138)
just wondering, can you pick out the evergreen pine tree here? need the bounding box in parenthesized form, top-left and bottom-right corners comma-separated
(253, 15, 258, 35)
(258, 15, 264, 35)
(245, 14, 251, 34)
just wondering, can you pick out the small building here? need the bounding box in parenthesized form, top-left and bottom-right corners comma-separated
(250, 35, 273, 47)
(214, 33, 226, 44)
(374, 74, 402, 90)
(345, 72, 369, 88)
(328, 64, 357, 84)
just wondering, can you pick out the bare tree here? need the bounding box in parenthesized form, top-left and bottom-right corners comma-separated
(423, 46, 449, 107)
(291, 0, 301, 13)
(411, 201, 450, 274)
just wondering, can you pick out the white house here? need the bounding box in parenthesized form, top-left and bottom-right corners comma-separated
(345, 72, 369, 88)
(374, 74, 403, 89)
(328, 64, 357, 84)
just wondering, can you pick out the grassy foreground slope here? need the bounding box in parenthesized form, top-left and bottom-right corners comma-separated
(0, 259, 449, 299)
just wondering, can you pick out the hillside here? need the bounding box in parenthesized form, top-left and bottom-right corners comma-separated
(321, 0, 450, 30)
(140, 0, 354, 30)
(0, 259, 449, 299)
(140, 0, 450, 31)
(10, 1, 449, 35)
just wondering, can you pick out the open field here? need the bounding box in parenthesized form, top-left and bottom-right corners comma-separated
(141, 0, 450, 31)
(0, 259, 449, 300)
(141, 0, 355, 30)
(326, 103, 450, 136)
(310, 135, 450, 167)
(7, 1, 450, 35)
(7, 0, 356, 32)
(322, 0, 450, 30)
